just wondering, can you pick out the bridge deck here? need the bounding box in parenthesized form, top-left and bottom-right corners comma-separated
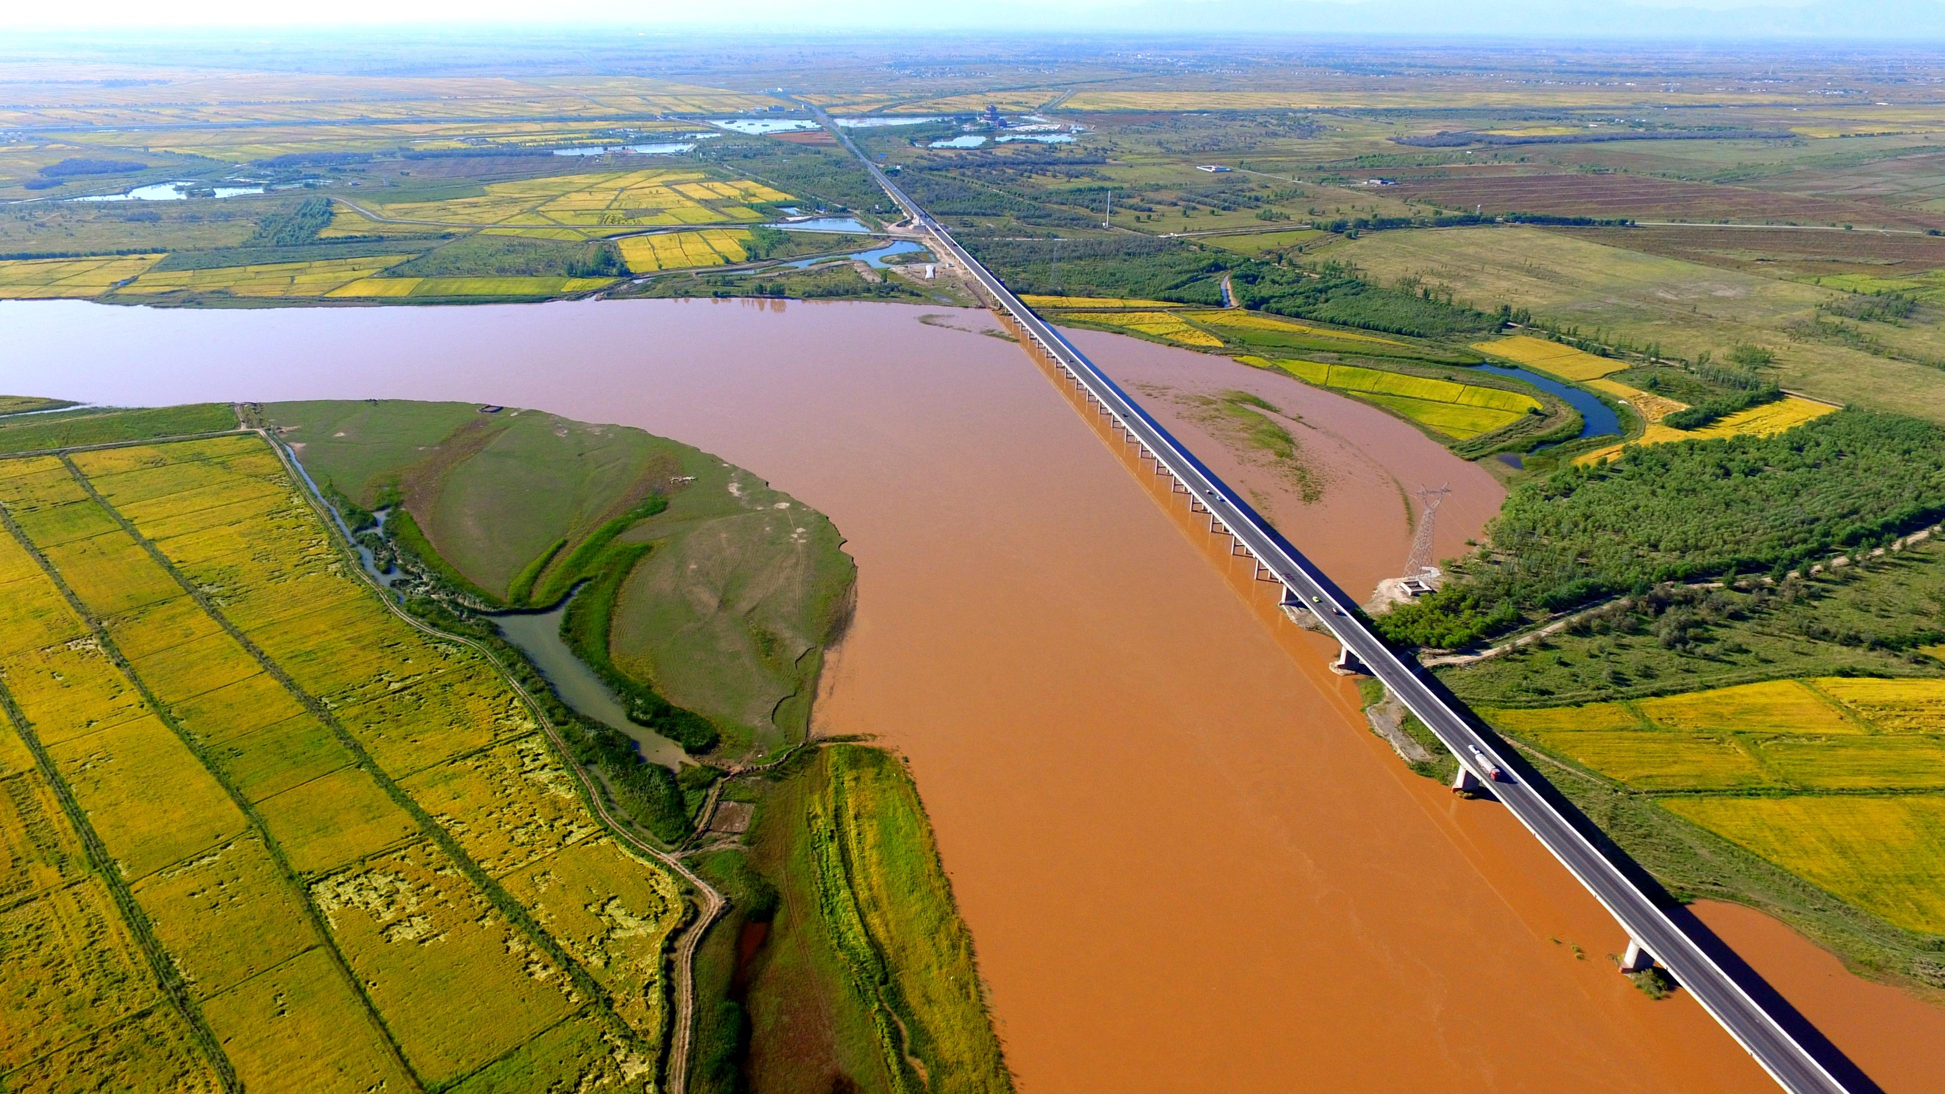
(811, 104, 1848, 1094)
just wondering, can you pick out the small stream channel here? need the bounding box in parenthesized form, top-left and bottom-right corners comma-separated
(286, 449, 689, 768)
(490, 600, 689, 768)
(1475, 362, 1621, 441)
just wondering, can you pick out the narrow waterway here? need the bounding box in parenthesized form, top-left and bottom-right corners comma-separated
(2, 297, 1933, 1092)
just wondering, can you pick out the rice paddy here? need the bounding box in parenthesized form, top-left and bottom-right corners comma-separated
(1240, 355, 1540, 439)
(120, 256, 412, 297)
(1471, 334, 1627, 380)
(1058, 309, 1225, 346)
(0, 431, 692, 1090)
(1490, 674, 1945, 935)
(0, 255, 163, 298)
(615, 228, 752, 272)
(367, 169, 790, 232)
(1575, 394, 1839, 465)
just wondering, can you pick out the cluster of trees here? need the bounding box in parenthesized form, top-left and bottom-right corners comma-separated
(968, 235, 1227, 303)
(1377, 410, 1945, 649)
(1234, 261, 1502, 338)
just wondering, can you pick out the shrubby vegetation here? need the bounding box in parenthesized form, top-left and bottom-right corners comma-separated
(1380, 410, 1945, 648)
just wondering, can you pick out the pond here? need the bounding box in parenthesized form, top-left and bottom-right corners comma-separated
(490, 600, 690, 768)
(779, 238, 925, 270)
(835, 116, 943, 127)
(709, 118, 820, 134)
(768, 215, 871, 233)
(929, 135, 988, 148)
(1474, 362, 1620, 441)
(553, 140, 704, 156)
(997, 133, 1077, 144)
(73, 181, 266, 202)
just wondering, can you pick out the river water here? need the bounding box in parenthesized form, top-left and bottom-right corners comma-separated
(2, 297, 1935, 1092)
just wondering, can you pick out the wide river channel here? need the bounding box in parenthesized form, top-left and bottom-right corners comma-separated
(5, 297, 1939, 1092)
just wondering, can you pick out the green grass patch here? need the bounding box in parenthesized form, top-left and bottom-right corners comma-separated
(806, 746, 1012, 1094)
(0, 403, 235, 455)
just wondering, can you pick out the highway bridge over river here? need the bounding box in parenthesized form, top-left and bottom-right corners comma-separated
(811, 106, 1851, 1094)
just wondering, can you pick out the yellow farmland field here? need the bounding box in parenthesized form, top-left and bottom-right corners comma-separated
(313, 841, 579, 1083)
(212, 713, 356, 803)
(37, 531, 185, 618)
(1472, 335, 1626, 380)
(1189, 309, 1407, 345)
(61, 434, 693, 1082)
(13, 498, 123, 548)
(3, 642, 155, 747)
(1586, 377, 1687, 423)
(131, 833, 317, 998)
(617, 228, 753, 272)
(0, 767, 86, 898)
(121, 256, 412, 298)
(256, 765, 420, 874)
(367, 167, 789, 232)
(1481, 702, 1644, 734)
(1813, 677, 1945, 733)
(1636, 679, 1859, 736)
(1752, 737, 1945, 790)
(1521, 729, 1771, 790)
(402, 735, 598, 878)
(1577, 395, 1838, 465)
(0, 980, 219, 1092)
(1023, 294, 1184, 309)
(1238, 355, 1538, 438)
(1060, 310, 1224, 346)
(1663, 795, 1945, 933)
(47, 712, 248, 880)
(501, 836, 685, 1037)
(199, 946, 414, 1094)
(325, 275, 614, 298)
(0, 255, 163, 299)
(0, 874, 163, 1070)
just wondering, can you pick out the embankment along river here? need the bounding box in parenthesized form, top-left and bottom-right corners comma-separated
(5, 297, 1937, 1092)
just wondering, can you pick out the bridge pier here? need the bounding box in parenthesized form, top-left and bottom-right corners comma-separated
(1621, 938, 1656, 974)
(1451, 763, 1483, 793)
(1330, 643, 1367, 676)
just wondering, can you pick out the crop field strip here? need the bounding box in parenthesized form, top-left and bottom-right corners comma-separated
(1484, 676, 1945, 934)
(616, 229, 752, 273)
(0, 455, 413, 1092)
(0, 436, 689, 1090)
(0, 476, 238, 1092)
(61, 442, 641, 1083)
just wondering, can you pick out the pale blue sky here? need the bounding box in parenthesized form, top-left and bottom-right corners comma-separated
(4, 0, 1940, 38)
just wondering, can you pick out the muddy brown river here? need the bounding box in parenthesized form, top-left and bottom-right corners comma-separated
(4, 297, 1937, 1091)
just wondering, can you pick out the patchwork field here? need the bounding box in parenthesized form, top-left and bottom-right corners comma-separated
(1486, 675, 1945, 935)
(616, 228, 752, 272)
(365, 169, 790, 232)
(0, 255, 163, 299)
(120, 256, 412, 298)
(0, 430, 691, 1091)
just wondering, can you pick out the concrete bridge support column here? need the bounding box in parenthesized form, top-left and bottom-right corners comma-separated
(1330, 643, 1367, 675)
(1620, 939, 1656, 974)
(1451, 762, 1483, 793)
